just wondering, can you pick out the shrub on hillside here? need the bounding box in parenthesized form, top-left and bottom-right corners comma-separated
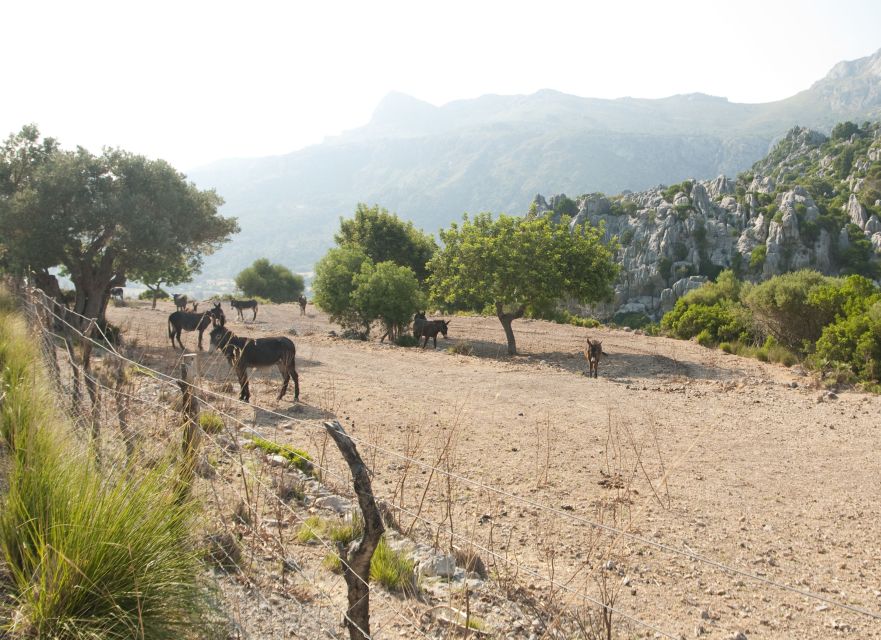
(742, 270, 834, 352)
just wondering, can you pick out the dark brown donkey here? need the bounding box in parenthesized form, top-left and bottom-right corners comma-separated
(168, 303, 225, 351)
(584, 337, 603, 378)
(209, 324, 299, 403)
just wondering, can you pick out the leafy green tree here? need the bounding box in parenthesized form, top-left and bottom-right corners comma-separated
(0, 126, 238, 323)
(129, 254, 199, 309)
(235, 258, 304, 303)
(313, 246, 372, 331)
(428, 213, 618, 355)
(335, 203, 437, 281)
(351, 261, 425, 342)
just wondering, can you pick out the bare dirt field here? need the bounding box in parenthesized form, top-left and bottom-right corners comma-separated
(106, 299, 881, 639)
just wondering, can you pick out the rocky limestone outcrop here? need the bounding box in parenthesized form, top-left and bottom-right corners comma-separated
(536, 175, 880, 320)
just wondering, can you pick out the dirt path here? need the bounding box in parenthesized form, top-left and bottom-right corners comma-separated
(109, 301, 881, 639)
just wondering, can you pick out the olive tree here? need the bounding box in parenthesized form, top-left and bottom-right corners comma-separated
(428, 213, 618, 355)
(235, 258, 304, 303)
(0, 126, 239, 324)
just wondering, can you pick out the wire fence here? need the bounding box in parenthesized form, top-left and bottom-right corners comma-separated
(11, 284, 881, 639)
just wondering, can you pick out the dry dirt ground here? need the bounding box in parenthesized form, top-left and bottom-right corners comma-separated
(107, 299, 881, 639)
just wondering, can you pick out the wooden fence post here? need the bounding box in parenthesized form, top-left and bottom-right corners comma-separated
(323, 420, 385, 640)
(176, 355, 202, 502)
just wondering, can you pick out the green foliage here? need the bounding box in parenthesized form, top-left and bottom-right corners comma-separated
(749, 245, 767, 271)
(139, 288, 170, 300)
(313, 246, 372, 330)
(245, 435, 313, 474)
(350, 261, 426, 339)
(660, 270, 753, 345)
(0, 126, 238, 321)
(0, 296, 218, 639)
(552, 195, 578, 218)
(336, 203, 437, 281)
(235, 258, 304, 303)
(831, 121, 859, 141)
(370, 537, 416, 594)
(198, 411, 225, 434)
(659, 256, 673, 281)
(838, 224, 880, 279)
(742, 270, 834, 352)
(612, 311, 651, 329)
(428, 212, 617, 354)
(618, 227, 635, 246)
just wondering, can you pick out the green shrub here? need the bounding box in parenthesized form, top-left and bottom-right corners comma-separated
(447, 342, 475, 356)
(198, 411, 225, 434)
(394, 334, 420, 347)
(612, 311, 651, 329)
(370, 537, 416, 594)
(749, 245, 767, 271)
(719, 341, 733, 353)
(0, 294, 218, 639)
(696, 329, 714, 347)
(743, 270, 833, 352)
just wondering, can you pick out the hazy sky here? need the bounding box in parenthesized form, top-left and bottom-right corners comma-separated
(4, 0, 880, 170)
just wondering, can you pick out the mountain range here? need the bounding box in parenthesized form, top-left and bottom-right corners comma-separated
(186, 48, 881, 285)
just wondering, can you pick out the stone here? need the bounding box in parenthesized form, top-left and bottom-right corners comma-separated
(418, 554, 456, 578)
(847, 194, 868, 229)
(314, 495, 352, 513)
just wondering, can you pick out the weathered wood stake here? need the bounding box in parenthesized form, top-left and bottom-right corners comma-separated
(176, 356, 202, 502)
(323, 420, 385, 640)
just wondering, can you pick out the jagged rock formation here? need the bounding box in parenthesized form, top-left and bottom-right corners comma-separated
(534, 122, 881, 320)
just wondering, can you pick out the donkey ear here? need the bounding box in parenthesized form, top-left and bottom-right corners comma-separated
(586, 337, 593, 346)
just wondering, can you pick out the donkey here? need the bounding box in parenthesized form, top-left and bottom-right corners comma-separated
(412, 311, 427, 339)
(298, 295, 307, 315)
(168, 302, 225, 351)
(230, 298, 259, 321)
(584, 337, 603, 378)
(109, 287, 124, 301)
(416, 318, 450, 349)
(173, 293, 188, 312)
(209, 324, 299, 403)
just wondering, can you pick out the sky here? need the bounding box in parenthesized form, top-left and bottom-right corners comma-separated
(4, 0, 880, 170)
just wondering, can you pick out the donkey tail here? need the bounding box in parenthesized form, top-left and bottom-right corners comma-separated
(168, 318, 174, 340)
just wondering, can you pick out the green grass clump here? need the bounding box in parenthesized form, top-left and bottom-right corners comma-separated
(0, 289, 219, 639)
(296, 516, 326, 543)
(198, 411, 225, 434)
(446, 342, 475, 356)
(246, 435, 313, 474)
(328, 514, 363, 545)
(369, 537, 416, 594)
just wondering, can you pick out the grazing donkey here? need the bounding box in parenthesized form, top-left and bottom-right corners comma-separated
(230, 298, 259, 321)
(173, 293, 188, 312)
(209, 324, 299, 403)
(584, 337, 603, 378)
(415, 318, 450, 349)
(298, 295, 307, 315)
(168, 302, 225, 351)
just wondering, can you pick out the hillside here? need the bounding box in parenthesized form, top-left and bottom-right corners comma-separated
(187, 49, 881, 284)
(535, 121, 881, 321)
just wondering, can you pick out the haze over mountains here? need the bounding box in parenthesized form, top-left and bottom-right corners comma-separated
(188, 48, 881, 284)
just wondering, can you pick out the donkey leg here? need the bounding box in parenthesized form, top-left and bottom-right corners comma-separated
(236, 366, 250, 403)
(277, 362, 289, 400)
(197, 328, 204, 351)
(175, 330, 185, 351)
(291, 366, 300, 401)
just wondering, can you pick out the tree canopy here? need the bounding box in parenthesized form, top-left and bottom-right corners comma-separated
(335, 203, 436, 281)
(235, 258, 305, 303)
(0, 125, 239, 322)
(428, 213, 618, 354)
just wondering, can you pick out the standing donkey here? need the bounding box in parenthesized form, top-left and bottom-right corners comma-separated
(584, 337, 603, 378)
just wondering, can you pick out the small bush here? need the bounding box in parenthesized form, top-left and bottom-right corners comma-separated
(323, 552, 343, 573)
(447, 342, 475, 356)
(370, 537, 416, 594)
(696, 329, 714, 347)
(719, 342, 733, 353)
(296, 516, 326, 544)
(246, 435, 313, 474)
(198, 411, 225, 434)
(612, 311, 651, 329)
(394, 334, 420, 347)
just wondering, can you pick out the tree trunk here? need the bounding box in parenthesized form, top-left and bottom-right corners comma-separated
(150, 284, 160, 309)
(496, 302, 526, 356)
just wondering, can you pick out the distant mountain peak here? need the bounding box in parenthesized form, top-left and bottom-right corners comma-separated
(819, 47, 881, 82)
(369, 92, 438, 126)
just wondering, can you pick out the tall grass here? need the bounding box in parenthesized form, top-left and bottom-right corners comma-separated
(0, 290, 220, 639)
